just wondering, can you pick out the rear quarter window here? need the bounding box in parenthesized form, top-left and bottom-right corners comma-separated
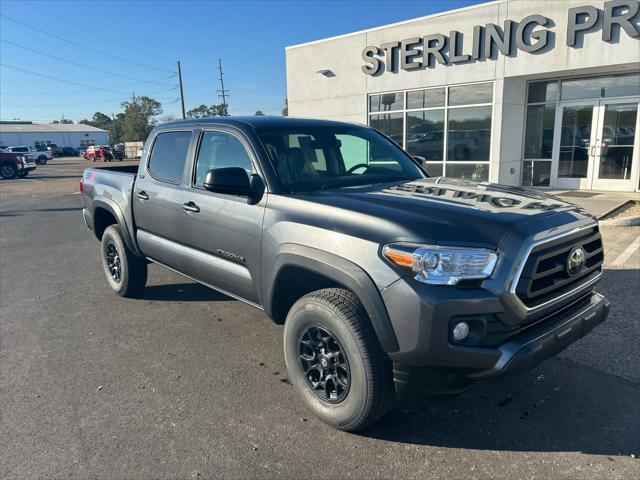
(147, 131, 192, 183)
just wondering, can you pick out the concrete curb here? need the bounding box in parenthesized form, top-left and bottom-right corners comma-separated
(600, 215, 640, 227)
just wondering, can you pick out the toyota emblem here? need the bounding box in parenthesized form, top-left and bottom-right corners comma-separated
(567, 246, 586, 275)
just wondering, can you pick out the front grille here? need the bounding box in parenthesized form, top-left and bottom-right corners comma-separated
(515, 225, 603, 309)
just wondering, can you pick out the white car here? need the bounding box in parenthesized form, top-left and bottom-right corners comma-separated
(4, 146, 52, 165)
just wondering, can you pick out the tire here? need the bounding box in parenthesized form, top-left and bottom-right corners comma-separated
(37, 156, 48, 165)
(283, 288, 394, 431)
(1, 162, 17, 179)
(100, 225, 147, 297)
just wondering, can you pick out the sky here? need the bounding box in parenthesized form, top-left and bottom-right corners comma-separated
(0, 0, 484, 123)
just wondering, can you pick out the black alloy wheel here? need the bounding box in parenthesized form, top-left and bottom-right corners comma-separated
(105, 240, 121, 282)
(299, 325, 350, 403)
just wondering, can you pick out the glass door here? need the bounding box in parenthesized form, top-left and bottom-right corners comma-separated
(591, 99, 639, 191)
(551, 101, 599, 190)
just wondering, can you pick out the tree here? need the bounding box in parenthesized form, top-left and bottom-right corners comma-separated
(282, 98, 288, 117)
(254, 110, 265, 116)
(158, 114, 178, 124)
(79, 111, 124, 143)
(186, 103, 228, 119)
(120, 96, 162, 142)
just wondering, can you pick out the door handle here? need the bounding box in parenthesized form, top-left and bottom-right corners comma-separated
(136, 191, 149, 201)
(182, 201, 200, 214)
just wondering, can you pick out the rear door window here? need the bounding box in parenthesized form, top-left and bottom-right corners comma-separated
(147, 131, 192, 183)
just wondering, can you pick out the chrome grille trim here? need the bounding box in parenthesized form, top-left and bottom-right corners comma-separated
(508, 223, 602, 314)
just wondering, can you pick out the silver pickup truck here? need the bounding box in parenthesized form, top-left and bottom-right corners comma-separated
(81, 116, 608, 431)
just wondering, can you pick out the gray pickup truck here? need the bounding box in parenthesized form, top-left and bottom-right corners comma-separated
(81, 116, 609, 431)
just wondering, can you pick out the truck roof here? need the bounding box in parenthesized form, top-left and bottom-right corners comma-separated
(156, 116, 364, 131)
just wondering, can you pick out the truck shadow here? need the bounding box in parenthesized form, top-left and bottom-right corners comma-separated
(361, 268, 640, 456)
(142, 282, 232, 302)
(360, 359, 639, 455)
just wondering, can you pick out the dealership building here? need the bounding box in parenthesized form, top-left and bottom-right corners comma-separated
(0, 122, 108, 150)
(286, 0, 640, 192)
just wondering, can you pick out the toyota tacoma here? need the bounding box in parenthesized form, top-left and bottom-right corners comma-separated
(80, 117, 608, 431)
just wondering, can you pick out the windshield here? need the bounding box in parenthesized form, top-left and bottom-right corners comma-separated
(255, 124, 424, 193)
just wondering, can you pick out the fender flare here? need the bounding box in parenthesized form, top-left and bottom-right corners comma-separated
(264, 244, 399, 353)
(91, 197, 141, 256)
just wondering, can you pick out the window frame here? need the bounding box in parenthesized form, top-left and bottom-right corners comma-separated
(521, 72, 640, 188)
(190, 127, 260, 191)
(368, 81, 494, 181)
(145, 129, 194, 185)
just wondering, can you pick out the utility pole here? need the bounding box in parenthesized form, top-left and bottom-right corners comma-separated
(217, 58, 230, 115)
(177, 60, 186, 119)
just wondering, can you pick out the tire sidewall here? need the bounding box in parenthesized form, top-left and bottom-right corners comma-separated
(100, 226, 129, 295)
(284, 299, 370, 429)
(1, 163, 16, 179)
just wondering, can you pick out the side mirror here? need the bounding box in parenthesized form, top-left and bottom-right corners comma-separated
(413, 155, 434, 177)
(203, 167, 253, 196)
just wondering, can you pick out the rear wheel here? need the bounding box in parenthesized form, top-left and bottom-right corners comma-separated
(283, 288, 394, 431)
(1, 162, 16, 179)
(100, 225, 147, 297)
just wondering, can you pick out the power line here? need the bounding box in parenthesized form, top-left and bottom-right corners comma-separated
(23, 2, 169, 64)
(1, 84, 178, 96)
(0, 13, 173, 73)
(0, 63, 142, 95)
(0, 38, 174, 87)
(3, 96, 179, 107)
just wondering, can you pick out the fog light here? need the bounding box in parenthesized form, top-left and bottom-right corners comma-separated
(452, 322, 469, 341)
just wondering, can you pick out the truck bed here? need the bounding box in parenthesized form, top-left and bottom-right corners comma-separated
(89, 164, 139, 174)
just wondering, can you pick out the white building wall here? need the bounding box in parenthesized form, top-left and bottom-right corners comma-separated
(286, 0, 640, 186)
(0, 130, 108, 148)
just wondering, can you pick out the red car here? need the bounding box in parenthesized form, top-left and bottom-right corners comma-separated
(85, 145, 114, 162)
(0, 150, 37, 179)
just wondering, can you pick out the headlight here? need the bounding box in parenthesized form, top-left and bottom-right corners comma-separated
(383, 243, 498, 285)
(16, 155, 26, 163)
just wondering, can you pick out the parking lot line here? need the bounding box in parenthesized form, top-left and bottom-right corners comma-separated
(611, 236, 640, 266)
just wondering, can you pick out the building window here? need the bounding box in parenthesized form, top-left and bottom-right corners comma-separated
(561, 73, 640, 101)
(368, 82, 493, 182)
(522, 81, 558, 187)
(80, 139, 96, 147)
(34, 140, 52, 148)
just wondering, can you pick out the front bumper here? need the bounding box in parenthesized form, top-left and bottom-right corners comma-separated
(383, 276, 609, 396)
(468, 291, 609, 379)
(18, 162, 37, 171)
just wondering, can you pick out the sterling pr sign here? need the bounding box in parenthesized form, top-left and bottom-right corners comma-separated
(361, 1, 640, 75)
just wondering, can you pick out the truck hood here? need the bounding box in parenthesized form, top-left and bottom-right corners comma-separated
(292, 178, 591, 248)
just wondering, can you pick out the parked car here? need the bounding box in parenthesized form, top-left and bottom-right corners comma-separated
(60, 147, 78, 156)
(79, 148, 88, 159)
(81, 117, 608, 432)
(3, 146, 51, 165)
(0, 150, 37, 179)
(85, 145, 114, 162)
(110, 144, 125, 160)
(46, 144, 63, 156)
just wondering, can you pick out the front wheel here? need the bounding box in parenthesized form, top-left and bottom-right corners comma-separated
(37, 156, 48, 165)
(1, 162, 17, 179)
(100, 225, 148, 297)
(283, 288, 394, 431)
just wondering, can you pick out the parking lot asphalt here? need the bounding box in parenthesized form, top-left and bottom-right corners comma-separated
(1, 158, 639, 479)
